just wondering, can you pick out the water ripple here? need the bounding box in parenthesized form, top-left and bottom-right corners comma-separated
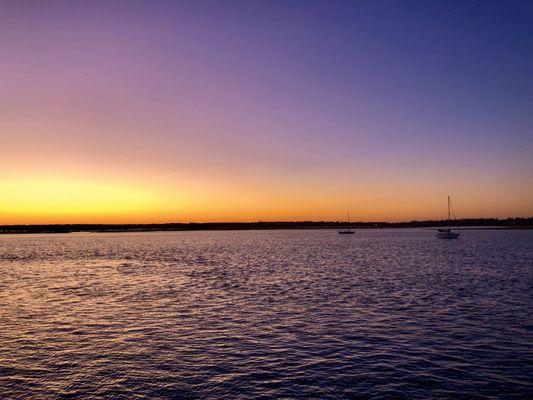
(0, 229, 532, 398)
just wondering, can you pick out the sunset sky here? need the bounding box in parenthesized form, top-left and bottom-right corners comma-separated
(1, 0, 532, 224)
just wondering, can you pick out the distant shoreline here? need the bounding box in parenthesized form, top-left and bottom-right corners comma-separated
(0, 218, 531, 234)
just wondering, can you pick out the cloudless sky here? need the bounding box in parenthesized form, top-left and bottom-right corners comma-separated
(1, 0, 532, 223)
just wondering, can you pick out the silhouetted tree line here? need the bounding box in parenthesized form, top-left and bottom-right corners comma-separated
(0, 217, 531, 234)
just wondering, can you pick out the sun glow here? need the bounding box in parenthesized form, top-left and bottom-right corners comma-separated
(0, 178, 166, 223)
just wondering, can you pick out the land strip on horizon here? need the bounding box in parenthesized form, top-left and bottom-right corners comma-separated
(0, 218, 532, 234)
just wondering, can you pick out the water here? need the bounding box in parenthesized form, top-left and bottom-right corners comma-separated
(0, 229, 531, 399)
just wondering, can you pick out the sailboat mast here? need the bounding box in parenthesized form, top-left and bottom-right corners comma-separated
(448, 196, 451, 228)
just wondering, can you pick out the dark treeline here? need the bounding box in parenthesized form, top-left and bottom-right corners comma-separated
(0, 217, 532, 234)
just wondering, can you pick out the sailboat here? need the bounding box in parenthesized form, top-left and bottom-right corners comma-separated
(338, 211, 355, 234)
(436, 196, 460, 239)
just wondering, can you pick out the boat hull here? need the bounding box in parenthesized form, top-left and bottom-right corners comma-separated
(436, 230, 460, 239)
(338, 230, 355, 234)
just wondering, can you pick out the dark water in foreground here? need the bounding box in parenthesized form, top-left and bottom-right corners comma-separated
(0, 229, 531, 399)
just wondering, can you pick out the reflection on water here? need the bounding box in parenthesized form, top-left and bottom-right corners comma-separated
(0, 229, 532, 398)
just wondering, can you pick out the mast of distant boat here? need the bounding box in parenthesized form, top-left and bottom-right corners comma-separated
(437, 196, 459, 239)
(338, 211, 355, 234)
(448, 195, 451, 229)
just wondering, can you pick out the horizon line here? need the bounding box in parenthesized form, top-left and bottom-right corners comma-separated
(1, 216, 532, 227)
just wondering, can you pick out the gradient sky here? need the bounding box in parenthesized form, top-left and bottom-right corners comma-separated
(1, 0, 532, 223)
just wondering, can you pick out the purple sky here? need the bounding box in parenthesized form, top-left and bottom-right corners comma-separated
(1, 1, 532, 222)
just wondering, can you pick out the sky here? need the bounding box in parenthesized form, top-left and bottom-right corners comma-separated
(0, 0, 532, 223)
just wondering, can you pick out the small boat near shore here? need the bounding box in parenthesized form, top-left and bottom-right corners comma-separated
(437, 228, 460, 239)
(437, 196, 460, 239)
(338, 211, 355, 234)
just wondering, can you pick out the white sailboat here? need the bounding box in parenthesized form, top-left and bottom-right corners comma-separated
(436, 196, 460, 239)
(338, 211, 355, 234)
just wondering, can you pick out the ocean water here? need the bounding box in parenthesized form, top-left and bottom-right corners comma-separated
(0, 229, 531, 399)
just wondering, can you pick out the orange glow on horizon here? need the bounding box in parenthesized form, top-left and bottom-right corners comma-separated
(0, 174, 531, 225)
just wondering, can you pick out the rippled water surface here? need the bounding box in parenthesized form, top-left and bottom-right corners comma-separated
(0, 229, 532, 399)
